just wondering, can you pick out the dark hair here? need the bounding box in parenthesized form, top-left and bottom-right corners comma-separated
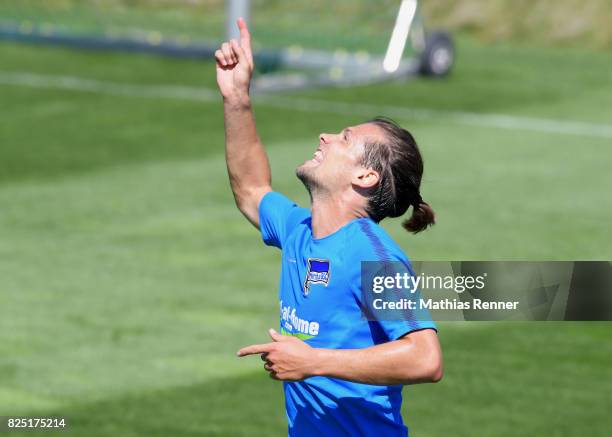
(360, 117, 435, 233)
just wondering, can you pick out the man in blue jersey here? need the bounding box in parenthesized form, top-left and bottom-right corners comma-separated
(215, 19, 443, 437)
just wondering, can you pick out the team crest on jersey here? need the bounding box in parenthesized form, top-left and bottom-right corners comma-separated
(304, 258, 330, 295)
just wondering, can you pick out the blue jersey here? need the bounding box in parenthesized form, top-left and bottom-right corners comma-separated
(259, 192, 436, 437)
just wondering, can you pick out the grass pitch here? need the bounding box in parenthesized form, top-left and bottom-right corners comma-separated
(1, 38, 611, 436)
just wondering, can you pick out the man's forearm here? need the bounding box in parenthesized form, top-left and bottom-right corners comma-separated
(310, 331, 442, 385)
(224, 94, 271, 204)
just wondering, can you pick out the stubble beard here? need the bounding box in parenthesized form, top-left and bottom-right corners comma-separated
(296, 165, 323, 200)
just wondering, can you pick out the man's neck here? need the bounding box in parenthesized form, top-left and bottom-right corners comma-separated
(310, 193, 366, 239)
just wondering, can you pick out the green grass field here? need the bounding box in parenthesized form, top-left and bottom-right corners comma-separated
(1, 35, 612, 436)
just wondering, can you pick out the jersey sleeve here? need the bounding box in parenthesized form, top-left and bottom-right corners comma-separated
(351, 223, 437, 342)
(258, 191, 309, 249)
(376, 299, 438, 341)
(377, 255, 438, 340)
(369, 261, 437, 342)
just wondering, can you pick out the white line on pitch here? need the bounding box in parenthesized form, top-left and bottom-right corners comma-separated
(1, 71, 612, 139)
(261, 95, 612, 139)
(0, 71, 218, 101)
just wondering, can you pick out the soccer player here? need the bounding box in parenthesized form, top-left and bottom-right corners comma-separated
(215, 19, 443, 437)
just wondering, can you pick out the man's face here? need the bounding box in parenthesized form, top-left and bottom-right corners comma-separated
(296, 122, 384, 194)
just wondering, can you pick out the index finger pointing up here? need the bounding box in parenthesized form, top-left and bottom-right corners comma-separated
(237, 17, 253, 65)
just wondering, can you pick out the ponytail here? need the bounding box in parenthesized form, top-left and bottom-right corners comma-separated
(402, 202, 435, 234)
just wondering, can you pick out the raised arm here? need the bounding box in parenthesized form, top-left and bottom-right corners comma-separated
(215, 18, 271, 228)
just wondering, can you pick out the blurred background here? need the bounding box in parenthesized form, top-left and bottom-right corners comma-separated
(0, 1, 611, 435)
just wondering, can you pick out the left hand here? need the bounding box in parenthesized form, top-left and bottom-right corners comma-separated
(237, 329, 318, 381)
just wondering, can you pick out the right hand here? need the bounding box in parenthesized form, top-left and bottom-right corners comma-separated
(214, 18, 254, 100)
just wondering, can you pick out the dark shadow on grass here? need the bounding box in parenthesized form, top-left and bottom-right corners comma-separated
(19, 372, 286, 437)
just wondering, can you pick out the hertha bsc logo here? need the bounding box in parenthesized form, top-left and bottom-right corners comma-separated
(304, 258, 330, 295)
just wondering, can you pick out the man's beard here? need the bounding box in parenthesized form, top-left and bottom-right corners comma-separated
(296, 165, 322, 199)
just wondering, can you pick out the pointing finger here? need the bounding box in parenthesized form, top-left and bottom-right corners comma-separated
(237, 17, 253, 66)
(237, 342, 275, 357)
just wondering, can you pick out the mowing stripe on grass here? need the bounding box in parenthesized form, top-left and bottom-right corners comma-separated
(2, 71, 612, 139)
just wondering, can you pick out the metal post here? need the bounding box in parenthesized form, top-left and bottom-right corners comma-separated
(226, 0, 250, 41)
(383, 0, 418, 73)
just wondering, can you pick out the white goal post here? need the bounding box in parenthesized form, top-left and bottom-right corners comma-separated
(226, 0, 250, 41)
(383, 0, 419, 73)
(226, 0, 421, 73)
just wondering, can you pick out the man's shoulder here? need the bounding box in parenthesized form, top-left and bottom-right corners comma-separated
(346, 219, 407, 262)
(284, 206, 311, 238)
(258, 191, 311, 249)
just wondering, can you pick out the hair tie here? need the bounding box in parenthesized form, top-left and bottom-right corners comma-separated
(413, 193, 423, 211)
